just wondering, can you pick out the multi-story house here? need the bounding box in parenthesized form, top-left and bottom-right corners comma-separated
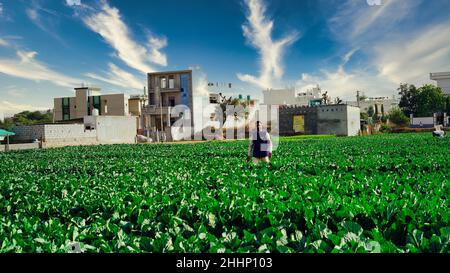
(144, 70, 193, 136)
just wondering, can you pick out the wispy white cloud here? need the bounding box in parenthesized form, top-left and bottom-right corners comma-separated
(297, 47, 394, 100)
(82, 1, 168, 73)
(374, 21, 450, 85)
(0, 38, 8, 47)
(25, 8, 38, 20)
(328, 0, 422, 44)
(86, 63, 143, 90)
(4, 85, 26, 98)
(298, 0, 450, 100)
(237, 0, 299, 89)
(148, 36, 168, 67)
(0, 50, 82, 88)
(0, 100, 48, 115)
(25, 3, 66, 45)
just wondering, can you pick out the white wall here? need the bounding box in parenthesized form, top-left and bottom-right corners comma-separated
(347, 106, 361, 136)
(411, 117, 434, 125)
(93, 116, 137, 144)
(263, 88, 296, 105)
(0, 143, 40, 152)
(44, 124, 96, 140)
(316, 105, 348, 136)
(347, 99, 399, 114)
(13, 116, 137, 148)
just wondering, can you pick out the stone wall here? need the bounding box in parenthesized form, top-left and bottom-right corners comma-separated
(279, 104, 361, 137)
(11, 125, 45, 141)
(279, 106, 318, 135)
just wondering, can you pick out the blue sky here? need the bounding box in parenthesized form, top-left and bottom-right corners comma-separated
(1, 0, 450, 115)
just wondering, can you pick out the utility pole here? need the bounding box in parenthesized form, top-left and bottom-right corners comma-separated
(157, 86, 164, 142)
(356, 90, 361, 107)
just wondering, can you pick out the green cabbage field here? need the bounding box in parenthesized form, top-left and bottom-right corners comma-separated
(0, 133, 448, 253)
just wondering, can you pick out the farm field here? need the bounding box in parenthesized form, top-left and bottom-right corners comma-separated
(0, 133, 448, 253)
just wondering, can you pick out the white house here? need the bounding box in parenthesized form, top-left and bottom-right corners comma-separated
(347, 96, 399, 115)
(263, 85, 323, 106)
(430, 72, 450, 95)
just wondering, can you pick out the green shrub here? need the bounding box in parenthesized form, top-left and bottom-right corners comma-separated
(389, 108, 410, 127)
(379, 124, 392, 133)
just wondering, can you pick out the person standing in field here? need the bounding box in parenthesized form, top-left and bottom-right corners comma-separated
(247, 121, 273, 164)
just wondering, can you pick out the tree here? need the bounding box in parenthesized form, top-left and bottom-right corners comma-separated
(389, 107, 410, 127)
(367, 105, 375, 117)
(415, 84, 446, 117)
(398, 83, 446, 117)
(398, 83, 419, 116)
(360, 112, 369, 121)
(0, 110, 53, 129)
(0, 118, 14, 130)
(446, 96, 450, 115)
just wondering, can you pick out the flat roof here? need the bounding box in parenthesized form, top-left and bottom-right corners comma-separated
(54, 92, 128, 100)
(147, 69, 192, 76)
(74, 87, 101, 90)
(430, 72, 450, 80)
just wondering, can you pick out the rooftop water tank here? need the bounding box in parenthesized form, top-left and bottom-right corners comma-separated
(92, 108, 99, 116)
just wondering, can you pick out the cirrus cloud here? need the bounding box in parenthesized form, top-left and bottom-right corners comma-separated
(82, 1, 168, 73)
(86, 63, 144, 90)
(0, 50, 82, 88)
(237, 0, 299, 90)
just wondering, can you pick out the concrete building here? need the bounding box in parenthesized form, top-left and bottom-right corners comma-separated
(54, 87, 146, 122)
(263, 85, 323, 106)
(279, 104, 360, 137)
(347, 96, 399, 116)
(128, 95, 148, 130)
(430, 72, 450, 95)
(12, 115, 137, 148)
(143, 70, 194, 140)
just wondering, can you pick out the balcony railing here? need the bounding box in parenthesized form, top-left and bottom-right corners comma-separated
(143, 105, 172, 115)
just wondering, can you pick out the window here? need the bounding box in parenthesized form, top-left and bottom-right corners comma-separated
(169, 75, 175, 89)
(149, 77, 154, 89)
(93, 96, 101, 115)
(149, 93, 155, 105)
(62, 97, 70, 121)
(160, 77, 167, 89)
(169, 96, 176, 107)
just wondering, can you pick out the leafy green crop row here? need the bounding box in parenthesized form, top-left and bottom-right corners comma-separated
(0, 133, 448, 253)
